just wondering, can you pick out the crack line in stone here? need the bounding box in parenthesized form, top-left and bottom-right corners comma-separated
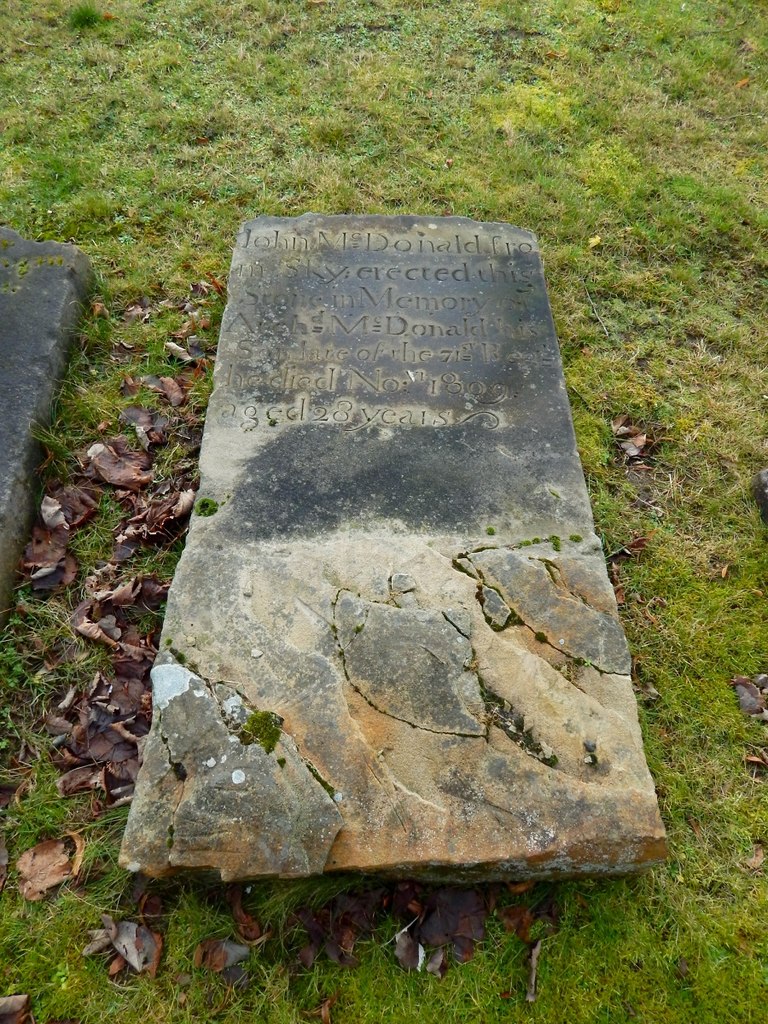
(334, 613, 485, 738)
(391, 780, 447, 814)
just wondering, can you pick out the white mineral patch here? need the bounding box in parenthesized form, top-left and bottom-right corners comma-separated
(125, 861, 141, 873)
(251, 647, 263, 658)
(232, 769, 246, 784)
(152, 662, 196, 710)
(205, 757, 216, 768)
(223, 695, 243, 715)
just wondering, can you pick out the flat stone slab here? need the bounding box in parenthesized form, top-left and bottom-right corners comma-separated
(0, 228, 92, 625)
(121, 215, 666, 881)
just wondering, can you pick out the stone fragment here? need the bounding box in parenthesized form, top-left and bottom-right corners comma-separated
(469, 540, 631, 674)
(479, 585, 513, 630)
(0, 228, 92, 624)
(121, 215, 665, 880)
(121, 655, 343, 879)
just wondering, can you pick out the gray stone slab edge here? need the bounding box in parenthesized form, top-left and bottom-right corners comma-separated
(0, 227, 93, 626)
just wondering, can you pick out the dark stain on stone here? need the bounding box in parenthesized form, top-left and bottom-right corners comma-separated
(226, 424, 578, 540)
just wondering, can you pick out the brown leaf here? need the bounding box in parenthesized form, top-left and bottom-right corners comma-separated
(0, 834, 8, 895)
(0, 994, 30, 1024)
(744, 844, 764, 872)
(193, 938, 250, 972)
(71, 602, 120, 648)
(138, 892, 164, 927)
(85, 438, 153, 491)
(51, 484, 101, 528)
(123, 302, 150, 324)
(29, 552, 78, 592)
(159, 376, 186, 406)
(56, 764, 104, 797)
(102, 915, 163, 975)
(425, 946, 448, 979)
(120, 407, 169, 448)
(306, 993, 339, 1023)
(0, 783, 22, 809)
(419, 888, 486, 961)
(227, 884, 263, 942)
(735, 77, 750, 88)
(506, 880, 536, 895)
(140, 374, 186, 407)
(498, 905, 535, 943)
(205, 271, 226, 296)
(730, 677, 768, 719)
(82, 928, 113, 956)
(68, 832, 86, 878)
(164, 341, 196, 363)
(394, 927, 423, 971)
(23, 524, 68, 570)
(108, 954, 127, 977)
(17, 838, 75, 900)
(40, 495, 67, 529)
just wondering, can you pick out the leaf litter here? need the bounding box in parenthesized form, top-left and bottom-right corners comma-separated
(730, 674, 768, 721)
(0, 995, 30, 1024)
(16, 833, 84, 901)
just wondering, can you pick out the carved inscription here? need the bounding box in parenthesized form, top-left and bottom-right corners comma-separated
(218, 219, 552, 433)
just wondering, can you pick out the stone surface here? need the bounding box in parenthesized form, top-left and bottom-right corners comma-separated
(0, 228, 92, 625)
(121, 215, 666, 881)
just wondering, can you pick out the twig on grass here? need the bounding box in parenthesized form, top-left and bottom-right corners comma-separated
(526, 940, 543, 1002)
(583, 281, 610, 337)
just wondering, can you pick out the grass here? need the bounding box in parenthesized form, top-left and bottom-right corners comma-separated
(1, 0, 767, 1020)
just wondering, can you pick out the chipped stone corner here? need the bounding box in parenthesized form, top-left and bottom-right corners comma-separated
(119, 653, 343, 880)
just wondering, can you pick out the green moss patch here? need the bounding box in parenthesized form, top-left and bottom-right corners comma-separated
(238, 710, 282, 753)
(193, 497, 219, 517)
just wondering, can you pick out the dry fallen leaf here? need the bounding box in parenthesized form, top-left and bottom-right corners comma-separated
(0, 994, 30, 1024)
(498, 905, 535, 944)
(85, 438, 153, 491)
(588, 235, 602, 248)
(394, 926, 424, 971)
(193, 938, 250, 972)
(0, 834, 8, 895)
(526, 939, 543, 1002)
(16, 837, 78, 900)
(102, 914, 163, 976)
(227, 884, 264, 942)
(744, 844, 764, 872)
(730, 676, 768, 720)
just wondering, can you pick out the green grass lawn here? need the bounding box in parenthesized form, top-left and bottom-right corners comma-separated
(1, 0, 768, 1020)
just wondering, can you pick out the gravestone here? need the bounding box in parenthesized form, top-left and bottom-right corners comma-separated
(0, 228, 92, 626)
(121, 215, 666, 880)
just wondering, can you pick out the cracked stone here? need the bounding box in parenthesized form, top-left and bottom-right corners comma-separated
(479, 586, 513, 630)
(121, 654, 342, 879)
(469, 543, 631, 674)
(335, 591, 485, 736)
(121, 215, 665, 881)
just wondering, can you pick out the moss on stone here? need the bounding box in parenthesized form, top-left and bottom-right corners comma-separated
(194, 497, 219, 517)
(238, 710, 282, 753)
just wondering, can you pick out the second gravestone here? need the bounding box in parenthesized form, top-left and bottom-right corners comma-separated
(121, 215, 666, 880)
